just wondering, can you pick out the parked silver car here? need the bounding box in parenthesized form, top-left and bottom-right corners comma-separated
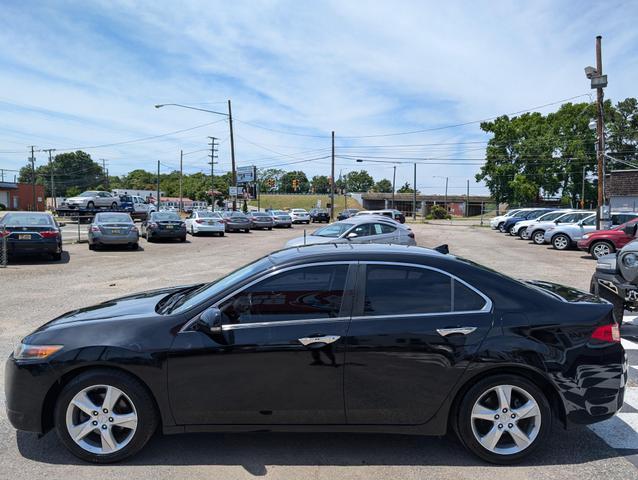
(88, 212, 139, 250)
(543, 214, 597, 250)
(65, 191, 121, 210)
(267, 210, 292, 228)
(511, 209, 573, 238)
(222, 211, 251, 233)
(248, 211, 274, 230)
(526, 211, 594, 244)
(285, 216, 415, 248)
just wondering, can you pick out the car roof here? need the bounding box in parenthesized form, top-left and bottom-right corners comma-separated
(269, 243, 443, 266)
(331, 216, 397, 226)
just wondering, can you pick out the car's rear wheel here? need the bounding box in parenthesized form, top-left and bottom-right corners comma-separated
(498, 222, 505, 232)
(51, 250, 63, 261)
(508, 225, 516, 235)
(87, 201, 95, 210)
(131, 243, 139, 250)
(590, 241, 615, 259)
(110, 202, 117, 209)
(518, 227, 527, 239)
(456, 375, 550, 464)
(552, 234, 570, 250)
(54, 369, 157, 463)
(532, 230, 545, 245)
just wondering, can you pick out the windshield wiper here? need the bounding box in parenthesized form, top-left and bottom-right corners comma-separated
(157, 284, 203, 314)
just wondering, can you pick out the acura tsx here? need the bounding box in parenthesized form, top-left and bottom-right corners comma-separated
(5, 244, 626, 464)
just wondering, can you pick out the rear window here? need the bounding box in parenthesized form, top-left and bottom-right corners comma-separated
(1, 213, 54, 226)
(152, 212, 180, 221)
(96, 213, 132, 223)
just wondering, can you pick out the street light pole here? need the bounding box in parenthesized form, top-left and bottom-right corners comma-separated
(330, 131, 335, 221)
(412, 163, 417, 220)
(228, 100, 237, 211)
(392, 165, 396, 209)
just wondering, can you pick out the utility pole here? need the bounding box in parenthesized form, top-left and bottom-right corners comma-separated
(330, 131, 335, 221)
(29, 146, 36, 211)
(179, 149, 183, 212)
(581, 165, 586, 209)
(466, 179, 470, 217)
(157, 160, 161, 211)
(412, 163, 417, 220)
(208, 136, 218, 209)
(43, 148, 56, 209)
(391, 165, 396, 209)
(228, 100, 237, 211)
(100, 159, 109, 190)
(595, 36, 605, 229)
(444, 177, 449, 213)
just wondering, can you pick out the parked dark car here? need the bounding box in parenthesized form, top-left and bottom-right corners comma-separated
(222, 211, 251, 232)
(5, 244, 625, 464)
(309, 208, 330, 223)
(337, 208, 359, 221)
(248, 211, 273, 230)
(0, 211, 63, 260)
(141, 211, 186, 242)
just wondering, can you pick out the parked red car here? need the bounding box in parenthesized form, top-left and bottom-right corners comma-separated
(577, 217, 638, 259)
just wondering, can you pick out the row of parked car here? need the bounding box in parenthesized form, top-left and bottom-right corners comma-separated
(490, 207, 638, 259)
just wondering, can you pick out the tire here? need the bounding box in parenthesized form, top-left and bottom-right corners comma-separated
(508, 225, 516, 235)
(179, 236, 186, 242)
(268, 227, 272, 231)
(518, 228, 528, 239)
(219, 232, 224, 237)
(51, 250, 62, 261)
(88, 243, 95, 251)
(87, 201, 95, 210)
(131, 243, 139, 251)
(590, 241, 615, 260)
(53, 368, 158, 463)
(111, 202, 118, 209)
(532, 230, 545, 245)
(455, 374, 551, 464)
(551, 233, 571, 250)
(497, 222, 505, 233)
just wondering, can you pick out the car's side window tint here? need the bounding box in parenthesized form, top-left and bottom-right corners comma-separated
(219, 265, 349, 325)
(453, 280, 486, 311)
(379, 224, 396, 234)
(352, 224, 373, 237)
(583, 216, 596, 226)
(363, 265, 452, 315)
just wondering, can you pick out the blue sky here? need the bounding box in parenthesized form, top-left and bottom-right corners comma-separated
(1, 0, 637, 194)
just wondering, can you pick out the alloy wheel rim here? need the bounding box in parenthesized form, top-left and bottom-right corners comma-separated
(65, 384, 138, 455)
(470, 384, 541, 455)
(533, 232, 544, 244)
(554, 236, 568, 249)
(593, 243, 610, 258)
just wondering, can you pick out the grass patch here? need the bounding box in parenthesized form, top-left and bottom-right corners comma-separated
(249, 194, 362, 211)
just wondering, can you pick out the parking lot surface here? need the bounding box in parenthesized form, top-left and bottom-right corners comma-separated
(1, 223, 637, 479)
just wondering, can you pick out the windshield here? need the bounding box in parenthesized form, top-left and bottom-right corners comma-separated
(95, 213, 132, 223)
(252, 212, 268, 217)
(273, 210, 288, 215)
(168, 256, 274, 314)
(1, 213, 54, 226)
(537, 211, 566, 221)
(313, 222, 353, 238)
(79, 191, 98, 197)
(152, 212, 180, 221)
(197, 212, 220, 218)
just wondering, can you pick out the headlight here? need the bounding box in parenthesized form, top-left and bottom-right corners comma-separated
(582, 234, 591, 240)
(623, 253, 638, 268)
(13, 343, 63, 360)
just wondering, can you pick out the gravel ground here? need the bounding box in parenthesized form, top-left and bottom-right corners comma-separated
(0, 223, 636, 480)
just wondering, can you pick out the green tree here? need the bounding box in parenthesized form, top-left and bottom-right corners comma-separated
(343, 170, 374, 192)
(397, 182, 416, 193)
(311, 175, 330, 193)
(257, 168, 285, 192)
(280, 170, 309, 193)
(372, 178, 392, 193)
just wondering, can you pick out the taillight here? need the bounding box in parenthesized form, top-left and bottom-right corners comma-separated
(90, 226, 100, 232)
(0, 230, 8, 238)
(40, 230, 60, 238)
(149, 222, 158, 228)
(195, 219, 204, 224)
(591, 324, 621, 343)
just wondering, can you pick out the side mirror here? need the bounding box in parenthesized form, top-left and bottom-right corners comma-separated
(196, 307, 223, 334)
(624, 224, 638, 236)
(346, 232, 358, 240)
(554, 220, 560, 224)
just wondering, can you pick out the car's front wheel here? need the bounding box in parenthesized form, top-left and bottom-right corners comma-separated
(518, 227, 527, 239)
(54, 369, 157, 463)
(532, 230, 545, 245)
(590, 241, 615, 259)
(456, 375, 550, 464)
(552, 234, 570, 250)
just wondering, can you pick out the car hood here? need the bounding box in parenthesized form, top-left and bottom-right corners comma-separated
(35, 285, 188, 331)
(285, 235, 337, 247)
(66, 196, 89, 202)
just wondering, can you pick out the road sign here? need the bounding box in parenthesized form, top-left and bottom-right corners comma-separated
(237, 166, 256, 184)
(229, 186, 239, 196)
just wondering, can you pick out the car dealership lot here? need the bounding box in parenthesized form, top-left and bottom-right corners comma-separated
(1, 223, 638, 479)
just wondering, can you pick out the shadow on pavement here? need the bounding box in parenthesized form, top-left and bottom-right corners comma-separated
(5, 251, 70, 265)
(16, 425, 637, 474)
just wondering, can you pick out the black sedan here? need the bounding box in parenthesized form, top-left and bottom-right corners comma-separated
(5, 244, 625, 464)
(337, 208, 359, 220)
(310, 208, 330, 223)
(0, 211, 63, 261)
(141, 211, 186, 242)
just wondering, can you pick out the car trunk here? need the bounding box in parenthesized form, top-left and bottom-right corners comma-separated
(99, 223, 134, 235)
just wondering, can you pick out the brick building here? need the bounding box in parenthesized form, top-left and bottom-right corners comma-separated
(0, 182, 46, 211)
(605, 169, 638, 212)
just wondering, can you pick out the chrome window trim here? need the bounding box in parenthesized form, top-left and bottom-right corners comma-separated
(180, 261, 355, 333)
(221, 317, 351, 331)
(358, 260, 492, 315)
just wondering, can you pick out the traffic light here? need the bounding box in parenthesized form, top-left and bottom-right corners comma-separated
(292, 179, 299, 190)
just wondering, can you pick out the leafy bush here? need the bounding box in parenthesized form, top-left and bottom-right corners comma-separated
(427, 205, 451, 220)
(0, 203, 6, 211)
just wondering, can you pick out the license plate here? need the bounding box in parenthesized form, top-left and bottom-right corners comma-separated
(111, 229, 122, 234)
(207, 221, 214, 225)
(18, 234, 31, 240)
(165, 225, 173, 229)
